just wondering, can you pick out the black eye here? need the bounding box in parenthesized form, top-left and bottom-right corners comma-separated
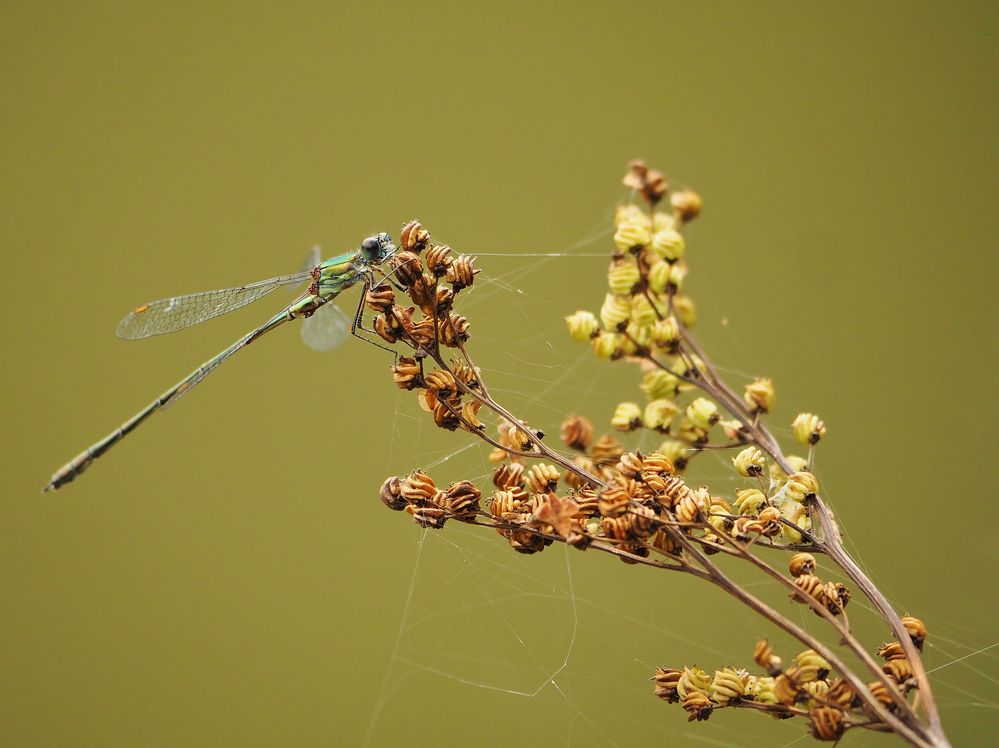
(361, 237, 379, 253)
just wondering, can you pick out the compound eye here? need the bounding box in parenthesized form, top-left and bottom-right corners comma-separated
(361, 237, 379, 254)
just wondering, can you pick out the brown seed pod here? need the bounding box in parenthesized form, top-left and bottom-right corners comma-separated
(659, 475, 693, 509)
(653, 667, 682, 703)
(648, 528, 681, 556)
(573, 487, 600, 517)
(560, 415, 594, 452)
(900, 616, 928, 651)
(407, 318, 437, 348)
(493, 462, 525, 490)
(774, 668, 804, 706)
(642, 452, 675, 475)
(565, 456, 597, 490)
(757, 505, 782, 537)
(407, 273, 438, 313)
(424, 368, 457, 398)
(379, 476, 407, 511)
(883, 658, 915, 687)
(792, 574, 827, 607)
(524, 463, 560, 494)
(670, 189, 703, 223)
(434, 286, 455, 313)
(627, 504, 658, 539)
(877, 642, 906, 661)
(460, 399, 484, 430)
(400, 471, 436, 502)
(451, 359, 479, 388)
(809, 706, 845, 742)
(446, 254, 478, 290)
(425, 243, 453, 276)
(825, 678, 859, 709)
(489, 487, 529, 518)
(824, 582, 851, 616)
(375, 311, 404, 344)
(598, 483, 632, 517)
(506, 527, 545, 554)
(591, 434, 625, 466)
(789, 552, 816, 578)
(431, 398, 462, 431)
(674, 493, 705, 524)
(441, 480, 481, 519)
(389, 250, 424, 287)
(405, 502, 447, 529)
(867, 680, 898, 710)
(365, 285, 395, 313)
(682, 690, 713, 722)
(400, 219, 430, 253)
(754, 639, 783, 675)
(615, 451, 645, 479)
(438, 313, 470, 347)
(392, 357, 421, 390)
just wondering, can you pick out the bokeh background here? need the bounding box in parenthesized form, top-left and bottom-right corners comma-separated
(2, 2, 996, 746)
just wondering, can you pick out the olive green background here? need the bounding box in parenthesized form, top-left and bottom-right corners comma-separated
(2, 2, 996, 746)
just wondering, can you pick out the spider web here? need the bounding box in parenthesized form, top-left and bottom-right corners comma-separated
(358, 204, 999, 747)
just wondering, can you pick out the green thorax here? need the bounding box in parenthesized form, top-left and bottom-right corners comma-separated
(316, 250, 366, 298)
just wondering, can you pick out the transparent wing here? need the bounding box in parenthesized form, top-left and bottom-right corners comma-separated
(116, 271, 312, 340)
(299, 301, 351, 352)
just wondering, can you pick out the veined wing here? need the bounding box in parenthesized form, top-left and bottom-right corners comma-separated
(116, 271, 312, 340)
(299, 300, 351, 352)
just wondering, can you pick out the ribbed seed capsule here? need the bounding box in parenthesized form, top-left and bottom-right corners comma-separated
(810, 706, 845, 741)
(392, 357, 421, 390)
(613, 221, 651, 252)
(784, 471, 819, 502)
(774, 670, 802, 706)
(733, 446, 766, 477)
(792, 412, 827, 445)
(598, 484, 632, 517)
(901, 616, 928, 650)
(425, 244, 453, 276)
(460, 399, 484, 430)
(710, 667, 750, 706)
(405, 502, 447, 529)
(407, 318, 436, 347)
(877, 642, 906, 661)
(591, 434, 624, 465)
(643, 399, 679, 430)
(670, 189, 703, 223)
(744, 377, 775, 413)
(677, 666, 712, 699)
(379, 476, 407, 511)
(389, 251, 423, 287)
(751, 676, 779, 705)
(607, 259, 640, 296)
(615, 451, 645, 479)
(445, 254, 478, 290)
(600, 293, 632, 330)
(424, 369, 457, 398)
(365, 285, 395, 313)
(652, 228, 685, 262)
(653, 667, 682, 703)
(400, 471, 437, 501)
(754, 639, 783, 675)
(641, 368, 680, 400)
(399, 219, 430, 253)
(614, 203, 652, 230)
(824, 582, 851, 615)
(682, 690, 713, 722)
(792, 574, 827, 607)
(647, 260, 671, 294)
(438, 313, 470, 346)
(673, 294, 696, 326)
(795, 650, 831, 678)
(630, 295, 657, 328)
(642, 452, 675, 475)
(566, 456, 597, 490)
(628, 504, 658, 538)
(652, 316, 681, 349)
(375, 311, 404, 344)
(524, 463, 559, 494)
(734, 488, 767, 515)
(407, 273, 437, 313)
(659, 475, 693, 509)
(565, 310, 599, 342)
(825, 678, 858, 709)
(674, 489, 708, 524)
(489, 489, 527, 519)
(560, 415, 594, 451)
(757, 506, 782, 536)
(572, 487, 600, 516)
(883, 658, 914, 686)
(867, 680, 897, 708)
(789, 552, 817, 578)
(493, 462, 525, 489)
(431, 399, 461, 431)
(441, 480, 481, 518)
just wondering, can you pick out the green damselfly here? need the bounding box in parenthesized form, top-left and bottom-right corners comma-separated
(44, 232, 397, 492)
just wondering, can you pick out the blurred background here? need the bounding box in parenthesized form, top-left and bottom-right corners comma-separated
(2, 1, 996, 745)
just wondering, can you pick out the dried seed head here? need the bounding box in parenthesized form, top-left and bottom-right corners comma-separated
(824, 582, 851, 615)
(784, 471, 819, 503)
(489, 487, 529, 519)
(405, 502, 447, 529)
(734, 488, 767, 515)
(674, 488, 709, 524)
(441, 480, 481, 518)
(867, 680, 898, 709)
(572, 486, 600, 516)
(438, 313, 471, 347)
(565, 310, 599, 342)
(623, 160, 668, 206)
(375, 311, 404, 344)
(744, 377, 775, 413)
(733, 446, 766, 477)
(565, 456, 597, 490)
(492, 462, 525, 490)
(591, 434, 625, 466)
(434, 286, 455, 313)
(900, 616, 928, 650)
(641, 452, 675, 475)
(379, 476, 407, 511)
(648, 528, 681, 556)
(560, 415, 594, 451)
(445, 254, 478, 290)
(682, 690, 713, 722)
(431, 399, 461, 431)
(505, 526, 545, 554)
(673, 294, 696, 327)
(789, 552, 817, 578)
(792, 412, 826, 445)
(657, 439, 688, 472)
(389, 250, 424, 287)
(809, 706, 845, 742)
(615, 203, 652, 231)
(652, 228, 685, 262)
(795, 650, 832, 679)
(607, 259, 640, 296)
(400, 471, 437, 501)
(825, 678, 858, 709)
(615, 451, 645, 479)
(407, 273, 438, 313)
(774, 670, 802, 706)
(424, 368, 457, 398)
(652, 316, 681, 350)
(407, 318, 436, 348)
(670, 189, 703, 223)
(711, 667, 750, 706)
(365, 285, 396, 313)
(792, 574, 827, 607)
(425, 243, 453, 276)
(460, 399, 484, 430)
(757, 506, 782, 536)
(653, 667, 683, 703)
(883, 658, 915, 687)
(630, 295, 657, 329)
(611, 402, 643, 432)
(524, 463, 560, 494)
(392, 356, 422, 391)
(599, 293, 632, 331)
(659, 475, 694, 509)
(598, 483, 632, 518)
(640, 368, 680, 400)
(754, 639, 783, 675)
(451, 359, 480, 388)
(400, 219, 430, 253)
(647, 260, 671, 295)
(877, 642, 907, 661)
(498, 419, 534, 452)
(780, 502, 811, 544)
(686, 398, 719, 429)
(613, 220, 651, 252)
(628, 504, 659, 538)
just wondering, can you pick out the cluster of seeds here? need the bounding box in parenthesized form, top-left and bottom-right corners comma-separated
(654, 614, 928, 741)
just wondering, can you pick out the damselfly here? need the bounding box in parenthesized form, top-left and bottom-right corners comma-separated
(43, 232, 397, 492)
